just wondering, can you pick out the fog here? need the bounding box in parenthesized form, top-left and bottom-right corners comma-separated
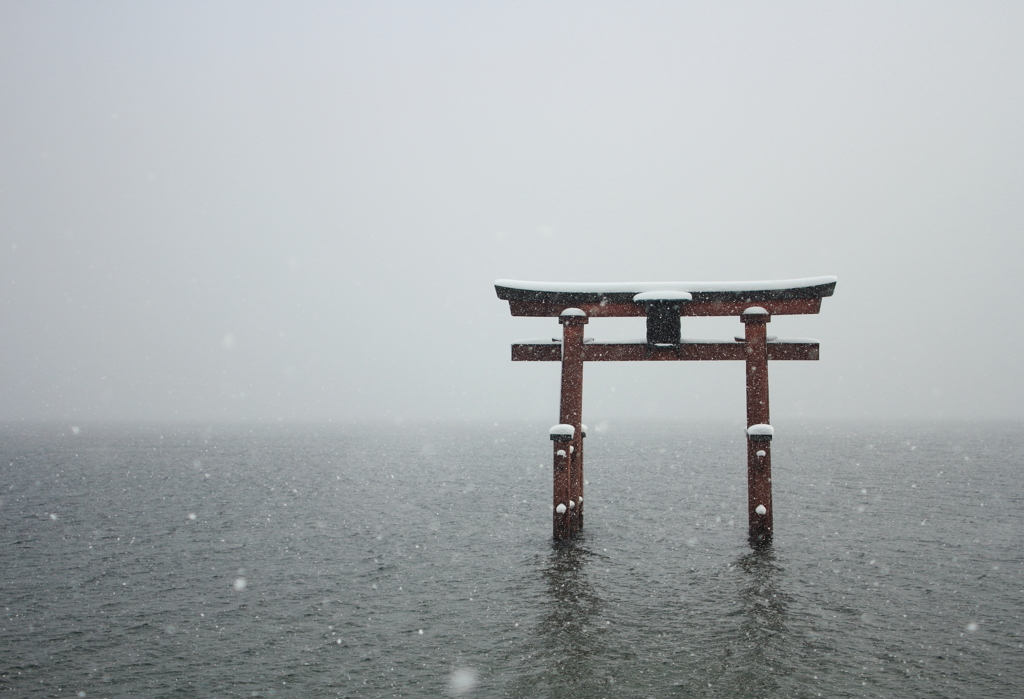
(2, 2, 1022, 424)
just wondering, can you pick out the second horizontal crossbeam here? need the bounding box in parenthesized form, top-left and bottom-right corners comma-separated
(511, 339, 820, 362)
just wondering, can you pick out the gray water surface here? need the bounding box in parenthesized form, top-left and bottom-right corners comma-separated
(2, 421, 1021, 697)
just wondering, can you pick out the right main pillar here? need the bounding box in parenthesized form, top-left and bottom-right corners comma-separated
(742, 306, 773, 548)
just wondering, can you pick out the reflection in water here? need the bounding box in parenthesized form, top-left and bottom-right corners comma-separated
(504, 538, 609, 697)
(736, 548, 789, 640)
(538, 540, 605, 663)
(662, 549, 797, 698)
(720, 548, 794, 697)
(504, 545, 803, 698)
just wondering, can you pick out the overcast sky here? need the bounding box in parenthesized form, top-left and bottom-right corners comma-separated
(2, 2, 1022, 424)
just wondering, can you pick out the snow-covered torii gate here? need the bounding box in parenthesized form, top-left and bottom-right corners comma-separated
(495, 276, 837, 547)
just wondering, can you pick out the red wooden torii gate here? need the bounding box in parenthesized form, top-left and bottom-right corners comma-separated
(495, 276, 836, 548)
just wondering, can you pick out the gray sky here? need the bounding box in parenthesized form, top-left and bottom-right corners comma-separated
(2, 2, 1022, 424)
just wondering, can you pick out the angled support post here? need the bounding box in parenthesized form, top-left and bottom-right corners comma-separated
(742, 307, 773, 547)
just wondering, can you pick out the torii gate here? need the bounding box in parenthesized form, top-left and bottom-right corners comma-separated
(495, 276, 836, 548)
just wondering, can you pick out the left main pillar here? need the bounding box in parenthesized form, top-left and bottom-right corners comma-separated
(554, 308, 587, 539)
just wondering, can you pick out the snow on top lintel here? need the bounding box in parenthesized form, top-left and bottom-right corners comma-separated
(496, 276, 836, 294)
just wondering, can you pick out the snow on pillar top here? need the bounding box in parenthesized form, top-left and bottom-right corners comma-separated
(746, 424, 774, 441)
(559, 308, 588, 325)
(550, 424, 575, 441)
(741, 306, 771, 324)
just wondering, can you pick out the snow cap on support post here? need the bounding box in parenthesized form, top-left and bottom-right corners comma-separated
(550, 424, 575, 442)
(746, 424, 774, 442)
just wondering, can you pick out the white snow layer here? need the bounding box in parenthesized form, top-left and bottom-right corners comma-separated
(755, 504, 767, 515)
(550, 424, 575, 436)
(556, 504, 567, 514)
(560, 308, 587, 316)
(742, 306, 769, 315)
(632, 290, 693, 302)
(747, 424, 774, 436)
(496, 276, 836, 294)
(756, 450, 767, 457)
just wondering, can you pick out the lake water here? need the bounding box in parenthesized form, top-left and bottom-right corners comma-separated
(1, 421, 1021, 698)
